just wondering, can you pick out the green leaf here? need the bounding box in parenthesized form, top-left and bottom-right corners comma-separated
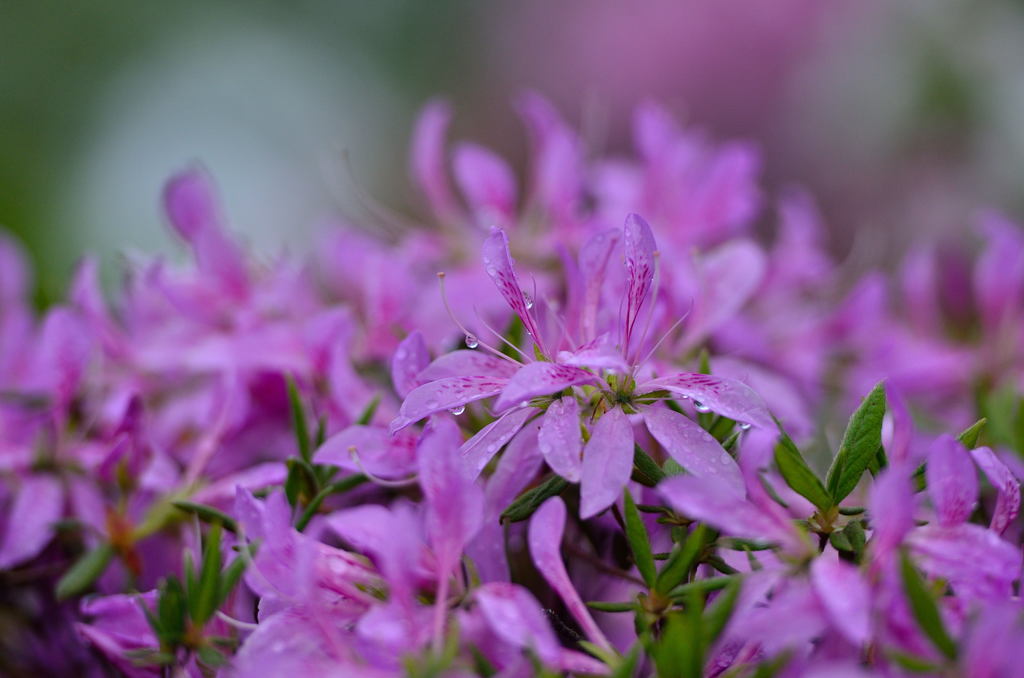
(55, 543, 114, 600)
(171, 501, 238, 533)
(356, 395, 381, 427)
(956, 417, 986, 449)
(653, 610, 701, 678)
(157, 576, 187, 646)
(623, 490, 657, 587)
(295, 474, 369, 531)
(826, 382, 887, 503)
(217, 554, 249, 608)
(631, 444, 666, 487)
(609, 644, 640, 678)
(899, 550, 958, 660)
(500, 475, 568, 523)
(586, 600, 636, 613)
(655, 524, 709, 595)
(668, 574, 738, 600)
(773, 430, 833, 512)
(287, 376, 311, 462)
(197, 645, 229, 668)
(191, 522, 223, 625)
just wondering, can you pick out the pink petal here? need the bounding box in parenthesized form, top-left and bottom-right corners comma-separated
(538, 396, 583, 482)
(391, 331, 430, 398)
(420, 417, 484, 564)
(417, 350, 519, 381)
(580, 406, 634, 519)
(867, 466, 915, 567)
(162, 167, 248, 297)
(475, 583, 560, 666)
(926, 435, 977, 527)
(658, 475, 798, 550)
(314, 426, 418, 479)
(971, 446, 1020, 535)
(461, 406, 536, 477)
(452, 142, 517, 219)
(884, 383, 913, 465)
(528, 497, 611, 650)
(390, 375, 508, 433)
(681, 239, 766, 349)
(640, 372, 774, 430)
(642, 406, 743, 496)
(482, 228, 544, 350)
(557, 336, 629, 374)
(574, 229, 620, 343)
(810, 557, 872, 646)
(908, 524, 1022, 601)
(0, 475, 63, 569)
(410, 98, 458, 221)
(622, 213, 657, 354)
(974, 211, 1024, 332)
(494, 362, 597, 412)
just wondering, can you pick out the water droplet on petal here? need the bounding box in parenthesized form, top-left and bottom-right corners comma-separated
(719, 452, 732, 465)
(465, 334, 479, 349)
(523, 293, 534, 310)
(739, 422, 752, 431)
(449, 405, 466, 415)
(693, 400, 711, 413)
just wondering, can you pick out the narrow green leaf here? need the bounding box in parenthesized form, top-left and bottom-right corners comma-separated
(826, 382, 887, 503)
(838, 506, 865, 516)
(216, 555, 249, 609)
(655, 524, 708, 594)
(500, 475, 568, 523)
(829, 530, 853, 552)
(586, 600, 636, 613)
(286, 376, 311, 462)
(773, 431, 833, 512)
(157, 576, 187, 646)
(191, 522, 223, 624)
(654, 611, 700, 678)
(356, 395, 381, 427)
(899, 551, 958, 660)
(55, 543, 114, 600)
(631, 444, 666, 487)
(295, 474, 369, 531)
(668, 574, 738, 600)
(609, 645, 640, 678)
(171, 501, 238, 533)
(623, 490, 657, 587)
(197, 646, 229, 668)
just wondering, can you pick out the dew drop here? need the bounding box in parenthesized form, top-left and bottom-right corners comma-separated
(693, 400, 711, 413)
(523, 293, 534, 310)
(449, 405, 466, 415)
(739, 422, 752, 431)
(465, 334, 479, 349)
(719, 452, 732, 465)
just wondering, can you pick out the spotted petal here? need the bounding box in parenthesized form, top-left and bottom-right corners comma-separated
(639, 372, 774, 430)
(482, 228, 544, 350)
(417, 350, 519, 381)
(390, 376, 508, 433)
(622, 213, 657, 353)
(494, 362, 597, 412)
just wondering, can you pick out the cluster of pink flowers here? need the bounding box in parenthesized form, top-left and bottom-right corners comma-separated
(2, 95, 1023, 677)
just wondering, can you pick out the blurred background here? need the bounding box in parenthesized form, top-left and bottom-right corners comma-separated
(3, 0, 1024, 303)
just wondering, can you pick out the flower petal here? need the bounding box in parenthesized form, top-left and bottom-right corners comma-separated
(453, 142, 517, 220)
(0, 475, 63, 569)
(390, 375, 508, 433)
(390, 331, 430, 398)
(475, 583, 560, 666)
(971, 446, 1020, 535)
(495, 362, 597, 412)
(419, 417, 484, 562)
(908, 523, 1022, 601)
(538, 396, 583, 482)
(410, 98, 458, 221)
(461, 406, 537, 477)
(810, 557, 872, 646)
(315, 426, 418, 479)
(528, 497, 611, 650)
(622, 213, 657, 354)
(579, 406, 634, 519)
(642, 406, 743, 496)
(417, 350, 519, 381)
(925, 434, 977, 527)
(482, 227, 544, 349)
(640, 372, 774, 430)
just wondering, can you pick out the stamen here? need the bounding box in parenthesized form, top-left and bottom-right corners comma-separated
(437, 273, 519, 364)
(216, 610, 260, 631)
(637, 299, 692, 369)
(471, 307, 528, 363)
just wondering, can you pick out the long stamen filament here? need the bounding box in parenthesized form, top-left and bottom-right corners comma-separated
(437, 272, 519, 364)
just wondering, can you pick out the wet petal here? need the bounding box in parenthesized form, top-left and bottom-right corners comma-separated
(390, 376, 508, 433)
(579, 406, 634, 519)
(622, 213, 657, 353)
(640, 372, 774, 430)
(642, 406, 743, 496)
(315, 426, 418, 479)
(494, 362, 597, 412)
(482, 227, 544, 350)
(538, 396, 583, 482)
(417, 350, 519, 381)
(461, 406, 536, 477)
